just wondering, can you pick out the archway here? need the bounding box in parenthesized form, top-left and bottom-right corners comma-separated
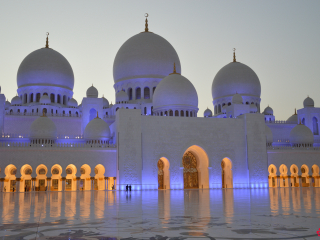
(51, 164, 62, 191)
(157, 157, 170, 190)
(312, 164, 320, 187)
(36, 164, 48, 191)
(20, 164, 33, 192)
(268, 164, 277, 187)
(80, 164, 91, 190)
(89, 108, 97, 122)
(221, 158, 233, 188)
(290, 164, 299, 187)
(66, 164, 77, 191)
(94, 164, 105, 190)
(279, 164, 288, 187)
(4, 164, 17, 192)
(182, 146, 209, 189)
(301, 164, 309, 187)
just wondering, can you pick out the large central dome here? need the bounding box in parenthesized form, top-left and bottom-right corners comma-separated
(113, 32, 181, 83)
(17, 48, 74, 90)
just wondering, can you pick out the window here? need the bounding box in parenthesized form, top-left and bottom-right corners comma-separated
(169, 110, 173, 116)
(218, 104, 221, 113)
(66, 179, 72, 189)
(313, 117, 319, 135)
(38, 168, 46, 175)
(181, 110, 184, 117)
(144, 87, 150, 99)
(76, 112, 78, 117)
(63, 95, 67, 105)
(57, 95, 61, 104)
(214, 105, 217, 114)
(50, 93, 55, 103)
(175, 110, 179, 116)
(186, 111, 189, 117)
(128, 88, 133, 100)
(190, 111, 193, 117)
(24, 94, 27, 104)
(17, 109, 20, 113)
(43, 108, 47, 114)
(144, 107, 147, 115)
(136, 88, 141, 99)
(30, 93, 33, 103)
(36, 93, 41, 102)
(52, 179, 58, 189)
(228, 102, 231, 106)
(51, 109, 53, 114)
(24, 109, 27, 115)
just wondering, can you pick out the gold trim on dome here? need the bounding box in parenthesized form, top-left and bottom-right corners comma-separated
(141, 13, 153, 33)
(169, 63, 181, 75)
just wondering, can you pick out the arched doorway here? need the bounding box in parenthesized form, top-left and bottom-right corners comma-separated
(279, 164, 288, 187)
(66, 164, 77, 191)
(89, 108, 97, 122)
(290, 164, 299, 187)
(94, 164, 105, 190)
(268, 164, 277, 187)
(183, 152, 199, 189)
(80, 164, 91, 190)
(301, 164, 309, 187)
(36, 164, 48, 191)
(157, 157, 170, 190)
(20, 164, 32, 192)
(51, 164, 62, 191)
(4, 164, 17, 192)
(221, 158, 233, 188)
(312, 164, 319, 187)
(158, 159, 164, 189)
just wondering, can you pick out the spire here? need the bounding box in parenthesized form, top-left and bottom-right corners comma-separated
(96, 111, 100, 119)
(144, 13, 149, 32)
(294, 108, 297, 115)
(45, 32, 49, 48)
(233, 48, 236, 62)
(169, 62, 181, 75)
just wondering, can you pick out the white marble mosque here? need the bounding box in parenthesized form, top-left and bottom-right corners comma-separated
(0, 17, 320, 194)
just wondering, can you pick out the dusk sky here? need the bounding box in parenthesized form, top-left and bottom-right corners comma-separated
(0, 1, 319, 120)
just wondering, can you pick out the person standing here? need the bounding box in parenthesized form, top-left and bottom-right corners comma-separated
(129, 185, 132, 192)
(126, 184, 128, 192)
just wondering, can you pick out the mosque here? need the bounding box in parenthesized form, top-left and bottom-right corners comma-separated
(0, 17, 319, 193)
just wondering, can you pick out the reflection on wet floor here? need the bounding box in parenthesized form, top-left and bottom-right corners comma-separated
(0, 188, 319, 239)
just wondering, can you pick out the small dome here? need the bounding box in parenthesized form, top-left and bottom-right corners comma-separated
(5, 100, 11, 110)
(116, 90, 129, 103)
(30, 116, 57, 139)
(290, 124, 314, 145)
(68, 98, 78, 107)
(287, 110, 298, 123)
(84, 116, 110, 140)
(86, 85, 98, 98)
(102, 96, 109, 108)
(153, 73, 198, 110)
(263, 106, 273, 115)
(265, 125, 273, 144)
(11, 96, 22, 105)
(109, 102, 114, 107)
(303, 96, 314, 108)
(204, 108, 212, 117)
(231, 93, 243, 104)
(40, 94, 51, 105)
(250, 103, 257, 112)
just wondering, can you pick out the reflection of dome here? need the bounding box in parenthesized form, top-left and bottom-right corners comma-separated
(40, 94, 51, 105)
(303, 96, 314, 108)
(11, 96, 22, 106)
(265, 125, 273, 144)
(204, 108, 212, 117)
(68, 98, 78, 108)
(30, 116, 57, 139)
(102, 96, 109, 108)
(5, 100, 11, 110)
(231, 93, 243, 104)
(84, 117, 110, 140)
(86, 85, 98, 98)
(290, 124, 313, 145)
(263, 106, 273, 115)
(116, 91, 129, 103)
(113, 32, 181, 84)
(212, 62, 261, 101)
(153, 73, 198, 110)
(17, 48, 74, 90)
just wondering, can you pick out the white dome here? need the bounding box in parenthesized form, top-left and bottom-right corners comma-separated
(231, 93, 243, 104)
(40, 94, 51, 104)
(17, 48, 74, 90)
(263, 106, 273, 115)
(84, 117, 110, 140)
(290, 124, 314, 145)
(5, 100, 11, 110)
(153, 73, 198, 110)
(102, 96, 109, 108)
(287, 110, 298, 123)
(250, 103, 257, 112)
(113, 32, 181, 84)
(303, 96, 314, 108)
(86, 85, 98, 98)
(30, 116, 57, 139)
(11, 96, 21, 105)
(204, 108, 212, 117)
(68, 98, 78, 107)
(116, 91, 129, 103)
(265, 125, 273, 143)
(212, 62, 261, 101)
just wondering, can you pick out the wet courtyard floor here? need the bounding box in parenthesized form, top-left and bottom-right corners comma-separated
(0, 188, 320, 239)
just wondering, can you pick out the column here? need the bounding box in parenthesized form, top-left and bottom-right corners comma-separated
(16, 178, 20, 192)
(47, 178, 51, 192)
(106, 177, 109, 190)
(113, 177, 116, 190)
(62, 178, 66, 191)
(105, 177, 107, 191)
(32, 178, 36, 191)
(76, 177, 80, 191)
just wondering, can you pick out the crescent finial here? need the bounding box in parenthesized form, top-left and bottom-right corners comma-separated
(144, 13, 149, 32)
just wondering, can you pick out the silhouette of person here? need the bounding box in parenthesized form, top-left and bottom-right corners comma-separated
(129, 185, 132, 192)
(112, 184, 114, 190)
(126, 184, 128, 192)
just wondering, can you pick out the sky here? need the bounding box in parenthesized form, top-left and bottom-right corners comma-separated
(0, 0, 319, 120)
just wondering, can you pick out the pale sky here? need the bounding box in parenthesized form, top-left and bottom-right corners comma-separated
(0, 1, 319, 120)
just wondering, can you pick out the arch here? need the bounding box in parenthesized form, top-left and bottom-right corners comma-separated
(136, 87, 141, 99)
(57, 94, 61, 104)
(169, 110, 173, 116)
(175, 110, 179, 116)
(218, 104, 221, 113)
(80, 164, 91, 190)
(279, 164, 289, 187)
(190, 111, 193, 117)
(153, 86, 156, 93)
(4, 164, 17, 192)
(182, 145, 209, 189)
(66, 164, 77, 191)
(20, 164, 33, 192)
(36, 164, 48, 191)
(50, 93, 55, 103)
(221, 158, 233, 188)
(29, 93, 34, 103)
(302, 118, 305, 125)
(89, 108, 97, 122)
(313, 117, 319, 135)
(290, 164, 299, 187)
(24, 93, 27, 104)
(51, 164, 62, 191)
(157, 157, 170, 189)
(268, 164, 277, 187)
(144, 87, 150, 99)
(186, 111, 189, 117)
(128, 88, 133, 100)
(311, 164, 320, 187)
(301, 164, 310, 187)
(180, 110, 184, 117)
(36, 93, 41, 102)
(94, 164, 105, 190)
(63, 95, 67, 105)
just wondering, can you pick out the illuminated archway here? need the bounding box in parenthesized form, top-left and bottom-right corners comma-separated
(4, 164, 17, 192)
(312, 164, 320, 187)
(20, 164, 33, 192)
(80, 164, 91, 190)
(182, 145, 209, 189)
(157, 157, 170, 190)
(36, 164, 48, 191)
(301, 164, 309, 187)
(66, 164, 77, 191)
(94, 164, 105, 190)
(221, 158, 233, 188)
(279, 164, 288, 187)
(290, 164, 299, 187)
(51, 164, 62, 191)
(268, 164, 277, 187)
